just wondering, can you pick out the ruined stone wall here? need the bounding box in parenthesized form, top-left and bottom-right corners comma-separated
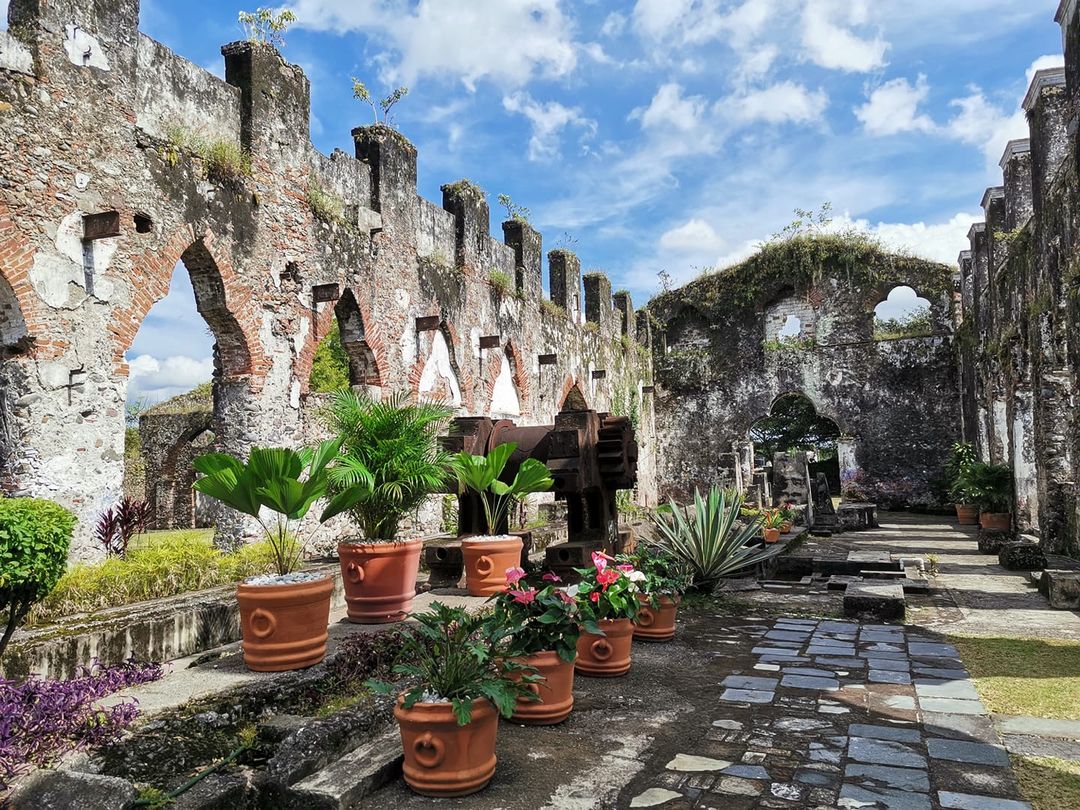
(0, 0, 655, 561)
(957, 3, 1080, 557)
(648, 240, 959, 506)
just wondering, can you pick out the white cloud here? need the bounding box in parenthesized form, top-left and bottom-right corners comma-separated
(1026, 54, 1065, 85)
(600, 11, 627, 37)
(502, 92, 596, 161)
(659, 218, 726, 255)
(288, 0, 578, 90)
(801, 0, 889, 73)
(128, 354, 214, 405)
(856, 75, 936, 136)
(828, 210, 981, 264)
(731, 82, 829, 124)
(945, 89, 1028, 164)
(631, 82, 709, 134)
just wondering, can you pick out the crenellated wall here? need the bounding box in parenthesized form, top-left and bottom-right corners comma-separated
(0, 0, 656, 560)
(956, 0, 1080, 557)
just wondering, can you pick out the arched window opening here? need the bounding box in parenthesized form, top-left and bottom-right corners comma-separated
(561, 383, 588, 412)
(0, 274, 29, 351)
(490, 351, 522, 417)
(778, 314, 802, 341)
(750, 393, 841, 500)
(874, 286, 932, 341)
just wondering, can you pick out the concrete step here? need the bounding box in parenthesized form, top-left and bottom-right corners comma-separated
(285, 726, 403, 809)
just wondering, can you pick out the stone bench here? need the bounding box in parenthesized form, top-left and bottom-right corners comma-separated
(998, 541, 1046, 571)
(1038, 569, 1080, 610)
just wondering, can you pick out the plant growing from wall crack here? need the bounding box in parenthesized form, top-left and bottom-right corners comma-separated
(497, 194, 530, 224)
(353, 79, 409, 127)
(238, 8, 297, 47)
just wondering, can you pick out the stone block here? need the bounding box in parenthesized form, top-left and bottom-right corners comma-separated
(1041, 570, 1080, 609)
(11, 770, 136, 810)
(844, 582, 905, 621)
(998, 542, 1046, 571)
(422, 540, 463, 588)
(977, 529, 1012, 555)
(545, 540, 603, 580)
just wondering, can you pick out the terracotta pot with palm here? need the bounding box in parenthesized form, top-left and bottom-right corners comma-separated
(487, 567, 579, 725)
(320, 392, 452, 623)
(947, 442, 979, 525)
(369, 603, 540, 797)
(960, 461, 1014, 532)
(450, 444, 553, 596)
(193, 440, 340, 672)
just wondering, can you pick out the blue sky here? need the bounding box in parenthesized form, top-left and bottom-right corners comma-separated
(6, 0, 1062, 401)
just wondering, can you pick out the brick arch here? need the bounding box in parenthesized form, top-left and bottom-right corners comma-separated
(111, 228, 268, 384)
(484, 338, 530, 416)
(407, 315, 475, 411)
(749, 390, 845, 440)
(0, 201, 49, 356)
(295, 287, 386, 394)
(559, 376, 589, 412)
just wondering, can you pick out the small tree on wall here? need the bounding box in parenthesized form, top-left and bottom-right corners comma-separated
(238, 8, 297, 48)
(353, 79, 409, 127)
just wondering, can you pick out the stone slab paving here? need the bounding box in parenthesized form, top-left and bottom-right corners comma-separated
(624, 616, 1032, 809)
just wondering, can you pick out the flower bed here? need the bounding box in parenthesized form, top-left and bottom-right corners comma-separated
(0, 660, 162, 793)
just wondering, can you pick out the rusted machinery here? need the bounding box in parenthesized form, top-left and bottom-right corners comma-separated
(427, 409, 639, 583)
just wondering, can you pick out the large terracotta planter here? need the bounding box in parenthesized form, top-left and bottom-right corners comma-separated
(980, 512, 1011, 531)
(764, 527, 781, 544)
(395, 695, 498, 797)
(955, 503, 978, 525)
(461, 536, 523, 596)
(780, 521, 793, 533)
(236, 575, 334, 672)
(338, 539, 422, 624)
(634, 594, 679, 642)
(575, 618, 633, 677)
(509, 650, 575, 725)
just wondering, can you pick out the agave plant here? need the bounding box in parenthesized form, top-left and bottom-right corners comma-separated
(449, 443, 553, 535)
(192, 439, 340, 576)
(651, 487, 783, 590)
(319, 391, 453, 541)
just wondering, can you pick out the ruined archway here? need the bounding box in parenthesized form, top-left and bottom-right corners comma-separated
(750, 393, 841, 503)
(335, 288, 382, 387)
(873, 285, 932, 340)
(561, 382, 588, 412)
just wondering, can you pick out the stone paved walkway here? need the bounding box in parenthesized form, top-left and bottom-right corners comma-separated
(623, 615, 1031, 810)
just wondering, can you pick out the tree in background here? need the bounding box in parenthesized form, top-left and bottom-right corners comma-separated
(309, 323, 351, 393)
(750, 394, 840, 461)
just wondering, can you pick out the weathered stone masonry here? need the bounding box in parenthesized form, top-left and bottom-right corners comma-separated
(956, 0, 1080, 558)
(0, 0, 656, 560)
(648, 241, 960, 509)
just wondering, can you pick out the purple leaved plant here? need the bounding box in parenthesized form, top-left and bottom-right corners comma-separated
(0, 659, 162, 793)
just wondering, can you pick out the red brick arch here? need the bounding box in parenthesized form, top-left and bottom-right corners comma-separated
(110, 227, 269, 386)
(484, 338, 530, 416)
(295, 286, 387, 394)
(407, 315, 475, 411)
(0, 201, 52, 357)
(559, 375, 589, 411)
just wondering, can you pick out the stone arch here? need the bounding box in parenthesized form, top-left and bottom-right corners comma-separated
(410, 319, 473, 410)
(335, 288, 383, 387)
(750, 391, 842, 496)
(114, 229, 267, 382)
(872, 284, 933, 340)
(560, 378, 589, 412)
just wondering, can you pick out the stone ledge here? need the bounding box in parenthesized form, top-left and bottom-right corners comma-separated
(2, 563, 343, 681)
(843, 582, 905, 621)
(1039, 569, 1080, 609)
(998, 542, 1046, 571)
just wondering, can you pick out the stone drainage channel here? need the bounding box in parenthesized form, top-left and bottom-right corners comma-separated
(13, 607, 1040, 809)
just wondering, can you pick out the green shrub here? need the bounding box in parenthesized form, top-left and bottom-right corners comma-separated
(202, 140, 252, 183)
(28, 531, 278, 626)
(540, 299, 566, 319)
(307, 182, 346, 224)
(0, 498, 76, 657)
(309, 322, 351, 393)
(488, 270, 512, 296)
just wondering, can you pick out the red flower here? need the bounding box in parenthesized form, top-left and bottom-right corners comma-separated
(542, 572, 562, 583)
(557, 590, 575, 605)
(509, 589, 537, 605)
(505, 567, 527, 586)
(597, 568, 620, 589)
(589, 592, 600, 603)
(591, 551, 609, 572)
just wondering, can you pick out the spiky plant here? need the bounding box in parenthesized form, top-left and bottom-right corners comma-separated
(650, 487, 783, 590)
(320, 392, 453, 541)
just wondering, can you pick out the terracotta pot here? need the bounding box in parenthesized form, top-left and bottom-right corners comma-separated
(395, 695, 498, 797)
(980, 512, 1011, 531)
(461, 537, 523, 596)
(338, 539, 422, 624)
(955, 503, 979, 525)
(575, 618, 633, 677)
(764, 527, 781, 544)
(236, 575, 333, 672)
(634, 594, 679, 642)
(780, 521, 793, 533)
(509, 650, 575, 725)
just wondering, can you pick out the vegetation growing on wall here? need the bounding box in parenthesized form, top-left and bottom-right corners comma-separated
(874, 309, 933, 340)
(309, 323, 351, 393)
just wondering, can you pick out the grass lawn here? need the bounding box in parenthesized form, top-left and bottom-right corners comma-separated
(1013, 756, 1080, 810)
(949, 636, 1080, 720)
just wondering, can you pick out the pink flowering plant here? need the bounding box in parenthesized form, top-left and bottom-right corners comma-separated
(486, 567, 580, 663)
(573, 551, 644, 631)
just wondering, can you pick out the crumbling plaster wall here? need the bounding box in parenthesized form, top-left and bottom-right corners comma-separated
(956, 3, 1080, 558)
(0, 0, 655, 560)
(648, 245, 959, 506)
